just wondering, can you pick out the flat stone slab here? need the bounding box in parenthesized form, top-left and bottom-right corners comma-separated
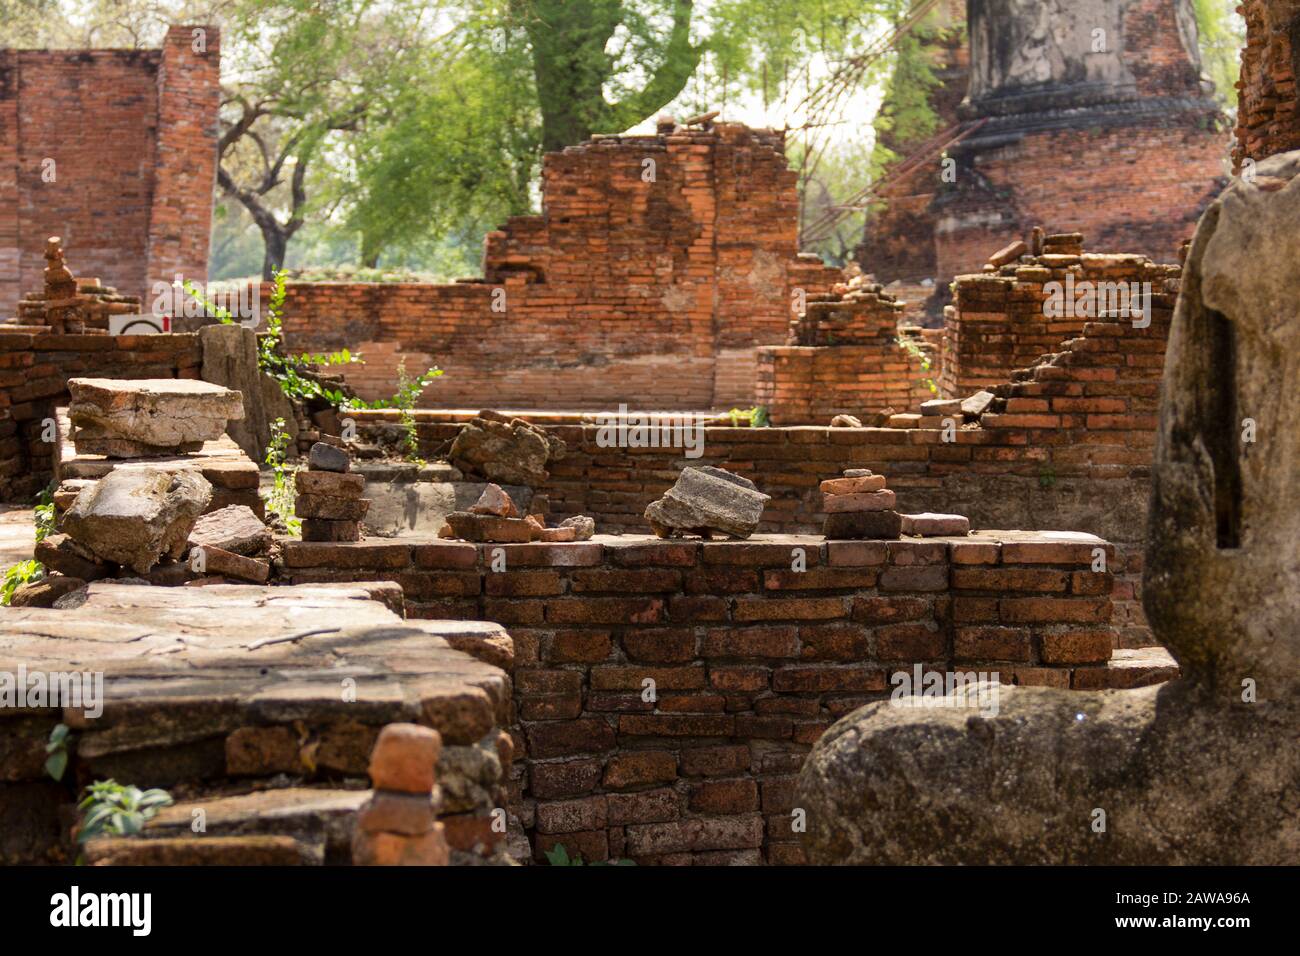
(0, 582, 511, 765)
(68, 378, 245, 455)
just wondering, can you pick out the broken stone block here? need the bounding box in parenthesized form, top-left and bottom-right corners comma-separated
(308, 441, 350, 473)
(960, 390, 996, 417)
(294, 471, 365, 497)
(446, 413, 565, 487)
(61, 469, 213, 574)
(560, 515, 596, 541)
(986, 239, 1028, 268)
(537, 526, 577, 542)
(188, 505, 271, 556)
(918, 398, 962, 417)
(190, 544, 270, 584)
(470, 483, 519, 518)
(823, 489, 897, 513)
(644, 466, 770, 540)
(295, 494, 371, 521)
(369, 724, 442, 794)
(820, 475, 887, 495)
(300, 519, 362, 543)
(900, 513, 970, 536)
(8, 576, 86, 608)
(823, 510, 902, 540)
(444, 511, 535, 543)
(830, 414, 862, 428)
(67, 378, 244, 457)
(34, 534, 111, 581)
(843, 468, 874, 478)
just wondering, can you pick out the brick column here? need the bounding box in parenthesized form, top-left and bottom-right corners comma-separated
(145, 24, 221, 300)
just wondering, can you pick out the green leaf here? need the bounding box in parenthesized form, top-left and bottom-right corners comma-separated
(44, 750, 67, 782)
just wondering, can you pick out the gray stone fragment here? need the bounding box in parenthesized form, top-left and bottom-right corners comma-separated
(960, 390, 996, 417)
(446, 414, 565, 487)
(559, 515, 596, 540)
(308, 442, 350, 473)
(188, 505, 271, 556)
(644, 466, 769, 539)
(61, 468, 213, 573)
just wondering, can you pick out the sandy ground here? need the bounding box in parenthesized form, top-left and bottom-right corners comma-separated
(0, 506, 36, 569)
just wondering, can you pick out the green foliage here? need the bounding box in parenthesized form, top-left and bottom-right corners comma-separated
(896, 334, 938, 396)
(721, 406, 770, 428)
(77, 780, 173, 844)
(344, 361, 443, 463)
(543, 843, 636, 866)
(45, 723, 71, 782)
(263, 418, 302, 536)
(1, 559, 44, 606)
(33, 488, 55, 543)
(1038, 466, 1057, 491)
(255, 270, 357, 406)
(1193, 0, 1245, 107)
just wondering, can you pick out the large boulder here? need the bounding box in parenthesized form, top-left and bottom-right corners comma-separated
(61, 468, 213, 573)
(446, 412, 565, 487)
(797, 150, 1300, 866)
(68, 378, 245, 457)
(644, 466, 770, 539)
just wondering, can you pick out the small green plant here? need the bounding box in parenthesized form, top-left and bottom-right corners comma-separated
(263, 418, 302, 536)
(33, 488, 55, 543)
(1, 559, 44, 606)
(722, 406, 770, 428)
(543, 843, 635, 866)
(76, 780, 173, 844)
(896, 334, 939, 396)
(1038, 465, 1058, 490)
(189, 271, 357, 405)
(45, 723, 71, 781)
(343, 360, 443, 463)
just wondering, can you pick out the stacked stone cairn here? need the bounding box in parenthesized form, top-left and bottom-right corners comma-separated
(821, 469, 972, 540)
(439, 482, 595, 543)
(3, 237, 142, 334)
(296, 442, 369, 542)
(352, 724, 450, 866)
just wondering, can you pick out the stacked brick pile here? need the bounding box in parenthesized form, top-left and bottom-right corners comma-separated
(296, 442, 369, 542)
(352, 724, 451, 866)
(821, 469, 902, 540)
(938, 238, 1177, 398)
(7, 239, 142, 334)
(755, 277, 937, 424)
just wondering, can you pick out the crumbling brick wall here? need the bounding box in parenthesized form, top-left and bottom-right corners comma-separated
(270, 123, 840, 411)
(0, 26, 219, 318)
(1235, 0, 1300, 168)
(277, 534, 1171, 865)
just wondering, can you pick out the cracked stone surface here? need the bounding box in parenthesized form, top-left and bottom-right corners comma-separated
(68, 378, 245, 457)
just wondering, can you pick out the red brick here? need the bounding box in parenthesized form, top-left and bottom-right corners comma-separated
(700, 626, 799, 659)
(548, 630, 613, 663)
(690, 778, 759, 814)
(602, 752, 678, 790)
(621, 628, 697, 662)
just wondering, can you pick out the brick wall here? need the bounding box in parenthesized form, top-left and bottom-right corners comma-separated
(275, 533, 1173, 864)
(1235, 0, 1300, 169)
(268, 123, 839, 411)
(753, 283, 939, 422)
(0, 331, 203, 501)
(939, 249, 1178, 398)
(0, 26, 219, 318)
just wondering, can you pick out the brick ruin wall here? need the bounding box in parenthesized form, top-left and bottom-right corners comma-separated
(267, 123, 839, 411)
(0, 26, 220, 318)
(275, 534, 1173, 864)
(0, 330, 204, 502)
(1235, 0, 1300, 168)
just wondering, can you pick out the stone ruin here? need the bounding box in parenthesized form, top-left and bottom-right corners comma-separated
(795, 152, 1300, 865)
(4, 238, 144, 335)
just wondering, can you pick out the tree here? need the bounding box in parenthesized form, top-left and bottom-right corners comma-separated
(512, 0, 703, 153)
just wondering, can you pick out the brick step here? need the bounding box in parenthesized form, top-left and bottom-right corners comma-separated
(1069, 646, 1178, 690)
